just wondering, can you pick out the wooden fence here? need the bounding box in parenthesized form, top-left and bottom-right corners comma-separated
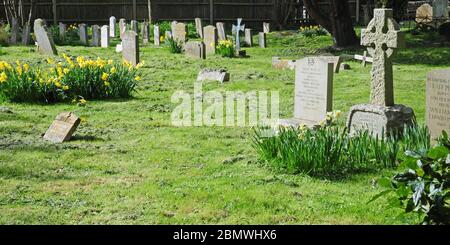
(0, 0, 363, 29)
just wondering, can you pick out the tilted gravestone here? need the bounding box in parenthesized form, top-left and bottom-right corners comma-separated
(347, 8, 414, 137)
(142, 21, 149, 45)
(92, 25, 101, 47)
(79, 24, 88, 45)
(34, 19, 58, 55)
(216, 22, 226, 41)
(173, 22, 187, 43)
(58, 22, 66, 38)
(122, 31, 139, 66)
(244, 28, 253, 47)
(10, 17, 19, 44)
(197, 69, 230, 83)
(203, 25, 217, 56)
(154, 25, 160, 46)
(130, 20, 138, 34)
(279, 57, 334, 128)
(272, 57, 296, 70)
(185, 41, 205, 59)
(195, 18, 203, 38)
(22, 22, 32, 45)
(109, 16, 116, 37)
(101, 25, 109, 48)
(263, 22, 270, 33)
(258, 32, 266, 48)
(119, 18, 127, 38)
(43, 112, 81, 143)
(426, 68, 450, 141)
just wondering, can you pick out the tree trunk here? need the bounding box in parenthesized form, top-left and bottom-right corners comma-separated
(302, 0, 359, 48)
(148, 0, 152, 25)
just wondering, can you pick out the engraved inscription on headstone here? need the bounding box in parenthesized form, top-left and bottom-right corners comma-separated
(216, 22, 226, 41)
(185, 41, 205, 59)
(173, 22, 187, 43)
(426, 68, 450, 140)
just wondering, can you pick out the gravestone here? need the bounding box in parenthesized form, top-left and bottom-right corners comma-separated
(92, 25, 101, 47)
(272, 57, 296, 70)
(263, 22, 270, 33)
(43, 112, 81, 143)
(197, 69, 230, 83)
(433, 0, 449, 19)
(101, 25, 109, 48)
(171, 21, 178, 31)
(22, 22, 32, 45)
(416, 4, 433, 24)
(10, 17, 19, 44)
(203, 25, 217, 56)
(142, 21, 149, 45)
(116, 43, 123, 53)
(119, 18, 127, 38)
(185, 41, 205, 59)
(130, 20, 138, 34)
(79, 24, 88, 45)
(173, 22, 187, 43)
(279, 57, 334, 127)
(59, 22, 66, 38)
(154, 25, 160, 46)
(109, 16, 116, 37)
(232, 18, 245, 51)
(165, 31, 172, 39)
(122, 31, 139, 66)
(426, 68, 450, 141)
(244, 28, 253, 47)
(347, 9, 414, 137)
(258, 32, 266, 48)
(34, 19, 58, 55)
(216, 22, 226, 41)
(195, 18, 203, 38)
(317, 56, 342, 73)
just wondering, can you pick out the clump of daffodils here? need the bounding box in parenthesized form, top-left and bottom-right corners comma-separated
(0, 55, 144, 103)
(216, 40, 236, 58)
(299, 25, 328, 37)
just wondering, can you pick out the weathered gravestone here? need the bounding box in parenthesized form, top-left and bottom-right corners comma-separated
(426, 68, 450, 141)
(173, 22, 187, 43)
(119, 18, 127, 38)
(347, 8, 414, 137)
(92, 25, 101, 47)
(109, 16, 116, 37)
(433, 0, 449, 19)
(317, 56, 342, 73)
(258, 32, 266, 48)
(116, 43, 123, 53)
(142, 21, 149, 44)
(10, 17, 19, 44)
(185, 41, 205, 59)
(130, 20, 138, 34)
(22, 23, 32, 45)
(279, 57, 334, 127)
(263, 22, 270, 33)
(165, 31, 172, 39)
(43, 112, 81, 143)
(195, 18, 203, 38)
(154, 25, 160, 46)
(101, 25, 109, 48)
(197, 69, 230, 83)
(122, 31, 139, 66)
(216, 22, 226, 41)
(232, 18, 245, 52)
(416, 4, 433, 24)
(244, 28, 253, 47)
(272, 57, 296, 70)
(79, 24, 88, 45)
(34, 19, 58, 55)
(171, 21, 178, 31)
(59, 22, 66, 38)
(203, 25, 217, 56)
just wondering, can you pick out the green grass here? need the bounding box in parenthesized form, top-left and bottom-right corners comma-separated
(0, 30, 449, 224)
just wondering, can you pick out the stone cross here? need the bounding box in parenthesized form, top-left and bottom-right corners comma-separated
(361, 8, 404, 107)
(109, 16, 116, 37)
(232, 18, 245, 51)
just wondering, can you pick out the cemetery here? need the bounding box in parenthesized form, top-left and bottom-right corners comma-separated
(0, 0, 449, 225)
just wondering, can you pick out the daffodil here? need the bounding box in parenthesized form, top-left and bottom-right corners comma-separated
(63, 85, 69, 91)
(135, 76, 141, 81)
(101, 72, 109, 81)
(110, 67, 117, 73)
(104, 81, 110, 87)
(0, 72, 7, 83)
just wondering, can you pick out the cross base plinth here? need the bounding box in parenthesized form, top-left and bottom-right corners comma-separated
(347, 104, 415, 138)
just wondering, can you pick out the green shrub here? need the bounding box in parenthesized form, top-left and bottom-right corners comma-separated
(165, 35, 183, 54)
(50, 24, 81, 46)
(0, 22, 10, 46)
(371, 131, 450, 225)
(0, 55, 142, 103)
(216, 40, 235, 58)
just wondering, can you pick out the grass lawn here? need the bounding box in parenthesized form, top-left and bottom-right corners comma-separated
(0, 29, 449, 224)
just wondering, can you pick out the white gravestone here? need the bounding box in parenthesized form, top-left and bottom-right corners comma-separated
(122, 31, 139, 66)
(101, 25, 110, 48)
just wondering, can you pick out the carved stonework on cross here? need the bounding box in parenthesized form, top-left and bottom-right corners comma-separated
(361, 9, 405, 107)
(232, 18, 245, 52)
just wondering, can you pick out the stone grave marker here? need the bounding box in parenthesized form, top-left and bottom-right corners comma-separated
(195, 18, 203, 38)
(165, 31, 172, 39)
(197, 69, 230, 83)
(101, 25, 109, 48)
(22, 22, 31, 45)
(34, 19, 58, 55)
(116, 43, 123, 53)
(263, 22, 270, 33)
(347, 8, 414, 137)
(92, 25, 101, 47)
(122, 31, 139, 66)
(59, 22, 66, 38)
(258, 32, 266, 48)
(232, 18, 245, 51)
(279, 57, 334, 127)
(244, 28, 253, 47)
(109, 16, 116, 37)
(203, 25, 217, 56)
(171, 21, 178, 31)
(272, 57, 296, 70)
(43, 112, 81, 143)
(426, 68, 450, 141)
(354, 51, 373, 67)
(433, 0, 449, 19)
(119, 18, 127, 38)
(10, 17, 19, 44)
(416, 4, 433, 24)
(216, 22, 226, 41)
(79, 24, 88, 45)
(316, 56, 342, 73)
(142, 21, 149, 45)
(185, 41, 205, 59)
(173, 22, 187, 43)
(154, 25, 160, 46)
(130, 20, 138, 34)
